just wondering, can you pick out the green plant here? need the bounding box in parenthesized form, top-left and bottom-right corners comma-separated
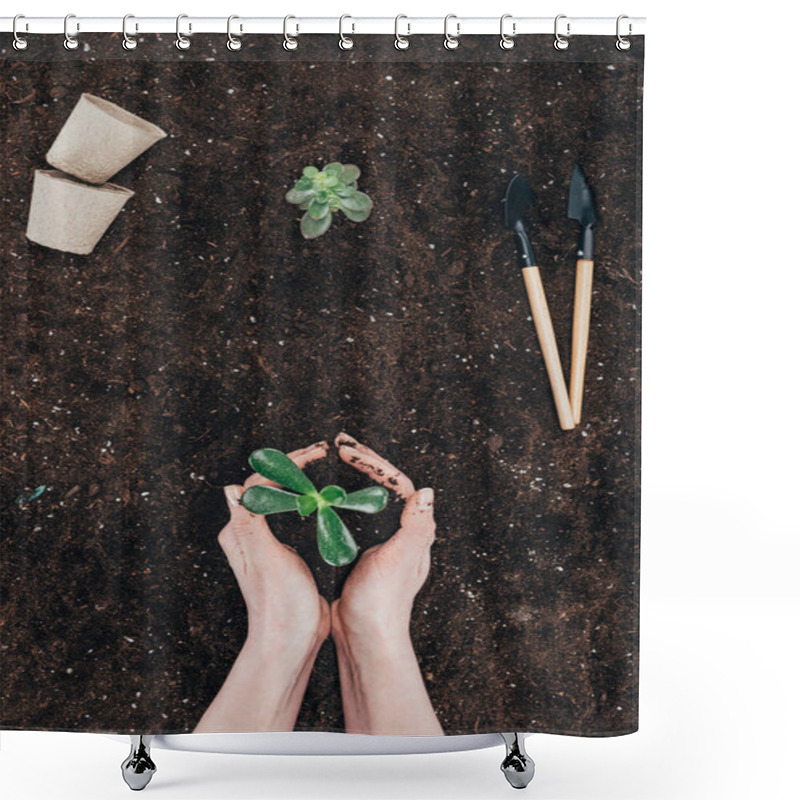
(240, 448, 388, 566)
(14, 485, 47, 506)
(286, 162, 373, 239)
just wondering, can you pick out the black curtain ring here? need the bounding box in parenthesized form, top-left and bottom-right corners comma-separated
(339, 14, 354, 50)
(616, 15, 632, 50)
(283, 15, 299, 50)
(227, 15, 242, 51)
(554, 14, 570, 50)
(175, 13, 191, 50)
(64, 13, 79, 51)
(122, 14, 138, 51)
(444, 14, 460, 50)
(500, 14, 516, 50)
(13, 14, 28, 51)
(394, 14, 410, 50)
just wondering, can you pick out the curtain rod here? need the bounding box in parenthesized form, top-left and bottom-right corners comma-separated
(1, 16, 646, 37)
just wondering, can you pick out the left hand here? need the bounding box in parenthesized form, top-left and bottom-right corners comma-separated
(330, 432, 436, 646)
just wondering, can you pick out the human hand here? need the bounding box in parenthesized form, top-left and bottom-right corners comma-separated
(218, 441, 331, 659)
(330, 432, 436, 645)
(329, 432, 442, 735)
(193, 441, 332, 733)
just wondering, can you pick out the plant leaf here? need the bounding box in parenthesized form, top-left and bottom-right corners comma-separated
(319, 485, 347, 505)
(341, 206, 371, 223)
(302, 166, 319, 178)
(334, 184, 356, 198)
(297, 494, 318, 516)
(323, 162, 343, 177)
(320, 173, 338, 188)
(339, 191, 373, 214)
(299, 197, 314, 211)
(286, 187, 315, 204)
(248, 448, 317, 494)
(335, 486, 389, 513)
(340, 164, 360, 184)
(295, 176, 313, 191)
(308, 199, 331, 220)
(241, 484, 301, 515)
(301, 210, 333, 239)
(16, 484, 48, 505)
(317, 506, 358, 566)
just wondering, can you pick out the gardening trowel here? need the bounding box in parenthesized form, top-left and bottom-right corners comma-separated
(567, 164, 597, 425)
(504, 175, 575, 431)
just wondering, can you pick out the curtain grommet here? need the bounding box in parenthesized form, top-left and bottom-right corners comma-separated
(500, 14, 516, 50)
(616, 15, 632, 50)
(12, 14, 28, 50)
(443, 14, 460, 50)
(175, 13, 191, 50)
(63, 13, 79, 51)
(227, 15, 242, 51)
(339, 15, 355, 50)
(554, 14, 570, 51)
(394, 15, 410, 50)
(283, 15, 299, 51)
(122, 14, 137, 51)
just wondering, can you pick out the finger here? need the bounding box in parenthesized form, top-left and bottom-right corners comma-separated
(244, 441, 329, 489)
(330, 598, 345, 639)
(220, 484, 281, 555)
(288, 440, 330, 467)
(317, 595, 332, 640)
(335, 432, 415, 499)
(223, 484, 263, 525)
(395, 488, 436, 550)
(335, 431, 390, 463)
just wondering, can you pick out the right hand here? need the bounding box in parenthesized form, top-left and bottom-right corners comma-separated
(217, 441, 331, 659)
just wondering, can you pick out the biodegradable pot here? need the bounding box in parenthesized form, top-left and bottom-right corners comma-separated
(46, 93, 167, 184)
(26, 169, 134, 255)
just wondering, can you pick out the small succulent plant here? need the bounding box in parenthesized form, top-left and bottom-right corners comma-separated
(286, 162, 373, 239)
(241, 448, 388, 566)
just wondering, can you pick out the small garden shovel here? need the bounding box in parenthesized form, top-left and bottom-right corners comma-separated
(567, 164, 597, 425)
(504, 175, 575, 431)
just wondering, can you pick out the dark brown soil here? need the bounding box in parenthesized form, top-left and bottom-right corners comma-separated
(0, 34, 643, 736)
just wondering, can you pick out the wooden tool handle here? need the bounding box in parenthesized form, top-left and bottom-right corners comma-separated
(569, 258, 594, 425)
(522, 266, 575, 431)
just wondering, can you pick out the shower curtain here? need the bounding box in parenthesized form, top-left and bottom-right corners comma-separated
(0, 30, 643, 737)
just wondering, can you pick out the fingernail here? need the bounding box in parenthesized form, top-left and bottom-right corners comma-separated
(224, 485, 242, 509)
(336, 431, 357, 447)
(418, 488, 434, 508)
